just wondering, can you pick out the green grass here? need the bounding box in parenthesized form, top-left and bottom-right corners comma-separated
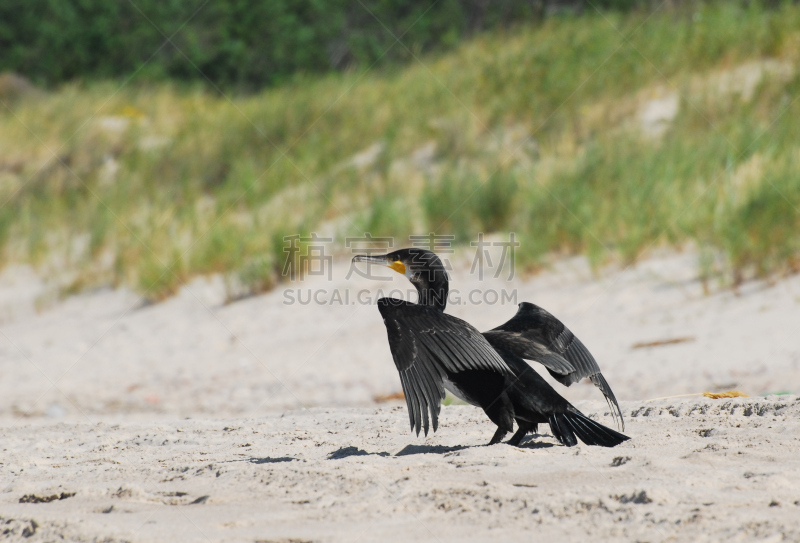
(1, 1, 800, 299)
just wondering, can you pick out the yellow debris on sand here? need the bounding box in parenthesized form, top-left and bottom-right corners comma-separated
(702, 390, 749, 399)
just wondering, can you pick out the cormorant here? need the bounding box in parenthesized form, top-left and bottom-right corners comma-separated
(352, 248, 629, 448)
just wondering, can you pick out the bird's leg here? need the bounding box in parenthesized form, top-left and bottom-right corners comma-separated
(507, 421, 536, 447)
(507, 427, 528, 447)
(488, 426, 508, 445)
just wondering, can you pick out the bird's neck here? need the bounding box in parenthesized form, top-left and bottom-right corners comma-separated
(414, 279, 448, 312)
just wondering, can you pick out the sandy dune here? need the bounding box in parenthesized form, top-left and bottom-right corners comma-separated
(1, 250, 799, 541)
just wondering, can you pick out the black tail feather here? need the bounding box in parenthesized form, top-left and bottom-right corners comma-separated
(590, 373, 624, 431)
(548, 413, 578, 446)
(548, 410, 630, 447)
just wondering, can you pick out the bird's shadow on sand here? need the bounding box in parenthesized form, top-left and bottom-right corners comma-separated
(247, 456, 298, 464)
(248, 439, 553, 463)
(327, 446, 391, 460)
(327, 444, 469, 459)
(394, 444, 469, 456)
(328, 438, 560, 458)
(515, 435, 557, 449)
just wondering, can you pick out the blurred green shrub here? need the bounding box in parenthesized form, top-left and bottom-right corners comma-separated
(0, 0, 539, 88)
(0, 0, 770, 89)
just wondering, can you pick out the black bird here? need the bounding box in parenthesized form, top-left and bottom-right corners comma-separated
(353, 248, 629, 448)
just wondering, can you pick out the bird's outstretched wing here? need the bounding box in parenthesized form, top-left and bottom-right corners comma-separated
(377, 298, 511, 436)
(482, 302, 623, 430)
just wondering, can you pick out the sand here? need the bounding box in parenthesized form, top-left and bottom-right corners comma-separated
(1, 250, 799, 541)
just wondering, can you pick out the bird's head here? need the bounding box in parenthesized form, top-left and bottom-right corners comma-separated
(352, 248, 449, 310)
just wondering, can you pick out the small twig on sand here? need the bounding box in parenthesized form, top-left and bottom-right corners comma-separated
(632, 336, 695, 349)
(374, 391, 405, 403)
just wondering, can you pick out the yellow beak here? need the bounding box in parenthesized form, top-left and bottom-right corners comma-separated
(352, 255, 407, 275)
(388, 260, 406, 275)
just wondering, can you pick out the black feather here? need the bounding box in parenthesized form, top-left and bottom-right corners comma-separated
(549, 410, 629, 448)
(378, 298, 512, 436)
(485, 302, 624, 430)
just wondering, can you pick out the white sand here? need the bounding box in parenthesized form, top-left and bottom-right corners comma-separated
(2, 398, 799, 542)
(1, 250, 799, 541)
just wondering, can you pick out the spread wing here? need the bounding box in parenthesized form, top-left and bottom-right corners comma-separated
(377, 298, 511, 436)
(483, 302, 623, 430)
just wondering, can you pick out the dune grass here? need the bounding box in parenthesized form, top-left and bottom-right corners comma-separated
(1, 1, 799, 300)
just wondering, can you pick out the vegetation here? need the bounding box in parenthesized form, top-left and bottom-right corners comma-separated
(0, 1, 775, 89)
(0, 0, 567, 88)
(1, 1, 799, 300)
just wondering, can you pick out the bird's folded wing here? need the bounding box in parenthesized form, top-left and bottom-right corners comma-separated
(485, 302, 623, 430)
(378, 298, 511, 436)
